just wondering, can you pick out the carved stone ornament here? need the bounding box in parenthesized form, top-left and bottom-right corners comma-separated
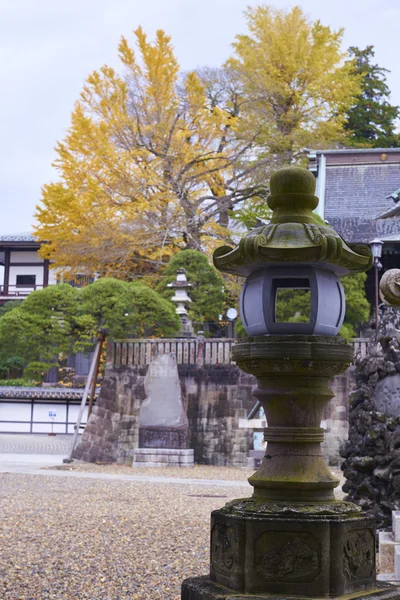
(254, 531, 321, 582)
(221, 497, 362, 517)
(211, 524, 235, 574)
(380, 268, 400, 307)
(213, 167, 373, 278)
(343, 529, 375, 581)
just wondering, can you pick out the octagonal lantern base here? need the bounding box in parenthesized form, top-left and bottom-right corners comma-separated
(182, 501, 378, 599)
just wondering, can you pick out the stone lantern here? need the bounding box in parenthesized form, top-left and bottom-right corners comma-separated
(181, 168, 400, 600)
(168, 268, 194, 338)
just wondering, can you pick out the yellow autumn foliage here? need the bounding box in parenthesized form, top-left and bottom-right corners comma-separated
(36, 27, 254, 278)
(228, 5, 362, 159)
(35, 9, 361, 279)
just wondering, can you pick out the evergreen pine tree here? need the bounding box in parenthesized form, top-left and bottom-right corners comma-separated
(344, 46, 400, 147)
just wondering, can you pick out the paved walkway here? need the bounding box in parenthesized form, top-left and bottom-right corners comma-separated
(0, 434, 340, 496)
(0, 462, 252, 488)
(0, 433, 72, 455)
(0, 434, 251, 488)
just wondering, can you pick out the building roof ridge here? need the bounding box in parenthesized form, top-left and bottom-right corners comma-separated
(308, 148, 400, 155)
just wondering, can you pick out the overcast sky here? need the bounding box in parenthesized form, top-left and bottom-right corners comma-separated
(1, 0, 400, 235)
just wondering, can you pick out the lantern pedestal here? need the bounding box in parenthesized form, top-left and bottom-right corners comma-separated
(181, 336, 394, 599)
(182, 578, 400, 600)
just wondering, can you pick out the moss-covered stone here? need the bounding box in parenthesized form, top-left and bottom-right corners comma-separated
(213, 167, 373, 278)
(220, 497, 362, 518)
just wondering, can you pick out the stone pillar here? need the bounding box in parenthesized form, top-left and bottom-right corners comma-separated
(236, 336, 350, 503)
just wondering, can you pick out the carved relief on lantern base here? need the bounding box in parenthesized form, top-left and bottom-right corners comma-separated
(205, 505, 377, 598)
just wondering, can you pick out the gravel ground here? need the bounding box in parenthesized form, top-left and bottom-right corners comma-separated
(0, 472, 249, 600)
(0, 467, 345, 599)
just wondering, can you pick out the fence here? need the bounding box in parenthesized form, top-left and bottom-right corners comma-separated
(111, 337, 371, 368)
(111, 338, 235, 367)
(0, 284, 45, 298)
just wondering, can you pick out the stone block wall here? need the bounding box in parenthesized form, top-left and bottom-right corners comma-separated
(73, 366, 147, 463)
(182, 364, 255, 466)
(73, 360, 355, 466)
(73, 363, 254, 465)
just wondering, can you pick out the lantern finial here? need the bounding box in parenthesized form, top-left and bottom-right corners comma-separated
(268, 166, 319, 224)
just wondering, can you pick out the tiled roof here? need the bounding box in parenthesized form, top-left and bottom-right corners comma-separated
(325, 164, 400, 220)
(0, 232, 37, 242)
(312, 148, 400, 155)
(0, 387, 88, 399)
(323, 164, 400, 243)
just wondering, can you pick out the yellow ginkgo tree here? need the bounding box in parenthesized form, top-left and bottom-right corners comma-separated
(36, 10, 362, 279)
(227, 5, 362, 162)
(205, 5, 362, 228)
(35, 28, 263, 279)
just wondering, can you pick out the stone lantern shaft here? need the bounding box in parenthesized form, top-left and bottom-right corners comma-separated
(181, 168, 399, 600)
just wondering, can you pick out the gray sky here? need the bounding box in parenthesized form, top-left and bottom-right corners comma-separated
(1, 0, 399, 235)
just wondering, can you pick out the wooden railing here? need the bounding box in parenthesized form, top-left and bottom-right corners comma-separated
(0, 284, 45, 297)
(111, 338, 235, 367)
(111, 337, 371, 368)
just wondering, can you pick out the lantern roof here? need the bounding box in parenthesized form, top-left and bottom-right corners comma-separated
(213, 167, 373, 278)
(167, 268, 193, 289)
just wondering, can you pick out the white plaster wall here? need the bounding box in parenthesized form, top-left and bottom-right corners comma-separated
(0, 402, 31, 433)
(0, 401, 87, 434)
(48, 267, 57, 285)
(68, 405, 88, 434)
(32, 404, 67, 434)
(10, 250, 43, 263)
(9, 265, 44, 289)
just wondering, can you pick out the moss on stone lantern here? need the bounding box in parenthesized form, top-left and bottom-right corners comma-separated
(214, 167, 372, 278)
(181, 168, 400, 600)
(214, 167, 372, 336)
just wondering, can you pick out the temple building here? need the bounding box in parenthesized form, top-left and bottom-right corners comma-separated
(308, 148, 400, 304)
(0, 233, 55, 304)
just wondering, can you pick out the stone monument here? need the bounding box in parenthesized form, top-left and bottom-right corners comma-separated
(181, 167, 400, 599)
(133, 353, 194, 468)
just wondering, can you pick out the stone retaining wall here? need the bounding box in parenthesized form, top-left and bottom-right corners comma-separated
(73, 360, 354, 466)
(73, 366, 146, 463)
(182, 364, 255, 466)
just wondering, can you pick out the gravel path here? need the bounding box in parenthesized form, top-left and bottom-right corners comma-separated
(0, 434, 71, 455)
(0, 466, 346, 599)
(0, 473, 248, 600)
(46, 463, 344, 484)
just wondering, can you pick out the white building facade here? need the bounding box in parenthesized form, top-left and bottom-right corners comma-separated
(0, 233, 56, 303)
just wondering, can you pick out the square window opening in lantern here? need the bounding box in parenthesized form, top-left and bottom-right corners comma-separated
(273, 278, 311, 324)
